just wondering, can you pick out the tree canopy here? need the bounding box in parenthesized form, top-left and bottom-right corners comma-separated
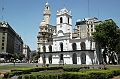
(93, 20, 120, 64)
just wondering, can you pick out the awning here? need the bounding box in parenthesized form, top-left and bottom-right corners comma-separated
(0, 52, 8, 55)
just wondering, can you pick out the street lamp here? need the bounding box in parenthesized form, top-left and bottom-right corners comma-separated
(41, 27, 47, 67)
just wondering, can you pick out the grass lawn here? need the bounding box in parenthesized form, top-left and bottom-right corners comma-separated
(0, 76, 3, 79)
(31, 69, 64, 75)
(0, 66, 36, 79)
(0, 66, 34, 70)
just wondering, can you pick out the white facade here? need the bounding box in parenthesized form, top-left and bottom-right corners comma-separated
(23, 44, 31, 60)
(43, 2, 51, 25)
(56, 7, 72, 39)
(38, 2, 101, 65)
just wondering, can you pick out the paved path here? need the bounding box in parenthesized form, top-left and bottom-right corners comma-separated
(9, 76, 18, 79)
(110, 76, 120, 79)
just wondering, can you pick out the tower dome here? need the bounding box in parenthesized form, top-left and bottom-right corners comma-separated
(40, 20, 46, 26)
(45, 2, 49, 6)
(60, 7, 68, 13)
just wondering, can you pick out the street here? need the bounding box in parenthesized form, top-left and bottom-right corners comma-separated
(0, 63, 120, 68)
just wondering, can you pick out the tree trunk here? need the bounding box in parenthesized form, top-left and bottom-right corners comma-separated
(103, 48, 107, 64)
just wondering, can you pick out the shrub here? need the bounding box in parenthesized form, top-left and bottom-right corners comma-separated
(8, 73, 14, 78)
(23, 70, 31, 74)
(4, 72, 9, 78)
(18, 75, 22, 79)
(63, 67, 81, 72)
(30, 74, 36, 79)
(109, 68, 120, 76)
(83, 66, 90, 69)
(62, 72, 89, 79)
(46, 66, 63, 70)
(88, 71, 109, 79)
(13, 71, 23, 75)
(24, 74, 29, 79)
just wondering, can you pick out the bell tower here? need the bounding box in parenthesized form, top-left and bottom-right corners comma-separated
(56, 7, 72, 38)
(44, 2, 51, 25)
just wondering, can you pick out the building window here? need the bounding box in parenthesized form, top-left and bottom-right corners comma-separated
(2, 32, 5, 35)
(2, 37, 5, 39)
(3, 29, 5, 31)
(2, 47, 4, 50)
(68, 17, 69, 24)
(72, 43, 77, 51)
(91, 25, 93, 28)
(88, 26, 89, 28)
(49, 45, 52, 52)
(80, 42, 86, 50)
(60, 54, 63, 60)
(2, 43, 4, 46)
(91, 29, 93, 32)
(46, 6, 48, 9)
(60, 42, 63, 51)
(60, 17, 63, 23)
(2, 40, 4, 42)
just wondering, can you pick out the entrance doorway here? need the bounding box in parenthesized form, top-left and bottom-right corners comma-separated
(48, 54, 52, 64)
(72, 53, 77, 64)
(81, 53, 86, 64)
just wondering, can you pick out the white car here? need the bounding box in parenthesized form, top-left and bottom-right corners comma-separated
(16, 59, 21, 63)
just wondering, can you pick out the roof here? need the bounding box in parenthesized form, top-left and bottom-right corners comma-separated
(76, 20, 87, 25)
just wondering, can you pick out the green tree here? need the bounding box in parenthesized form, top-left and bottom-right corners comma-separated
(115, 29, 120, 53)
(93, 20, 120, 64)
(12, 54, 19, 59)
(115, 32, 120, 64)
(31, 53, 36, 59)
(31, 53, 40, 60)
(18, 54, 25, 60)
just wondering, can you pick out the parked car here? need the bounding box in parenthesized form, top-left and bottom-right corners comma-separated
(22, 60, 27, 63)
(15, 59, 21, 63)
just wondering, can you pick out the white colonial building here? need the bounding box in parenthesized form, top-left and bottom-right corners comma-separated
(37, 2, 103, 65)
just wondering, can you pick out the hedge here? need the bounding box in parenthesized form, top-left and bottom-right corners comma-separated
(4, 66, 120, 79)
(17, 68, 120, 79)
(63, 66, 89, 72)
(4, 71, 23, 78)
(11, 66, 63, 72)
(4, 66, 63, 78)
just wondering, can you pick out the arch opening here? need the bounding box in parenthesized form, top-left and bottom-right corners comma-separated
(60, 43, 63, 51)
(72, 43, 77, 51)
(60, 17, 63, 23)
(49, 45, 52, 52)
(81, 53, 86, 64)
(48, 54, 52, 64)
(80, 42, 86, 50)
(72, 53, 77, 64)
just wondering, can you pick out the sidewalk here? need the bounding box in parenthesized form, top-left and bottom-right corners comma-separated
(0, 63, 13, 66)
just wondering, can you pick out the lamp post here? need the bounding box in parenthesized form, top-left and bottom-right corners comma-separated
(42, 31, 47, 67)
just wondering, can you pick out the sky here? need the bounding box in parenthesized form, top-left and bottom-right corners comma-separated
(0, 0, 120, 50)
